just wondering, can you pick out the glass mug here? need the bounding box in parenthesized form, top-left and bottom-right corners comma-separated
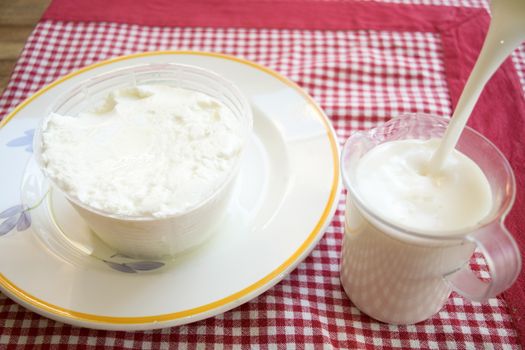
(340, 113, 521, 324)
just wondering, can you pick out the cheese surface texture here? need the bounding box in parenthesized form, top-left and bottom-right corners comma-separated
(41, 85, 243, 217)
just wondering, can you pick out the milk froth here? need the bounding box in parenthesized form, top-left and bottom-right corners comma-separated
(354, 138, 492, 233)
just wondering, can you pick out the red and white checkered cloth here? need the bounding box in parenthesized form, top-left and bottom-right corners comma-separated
(1, 0, 524, 348)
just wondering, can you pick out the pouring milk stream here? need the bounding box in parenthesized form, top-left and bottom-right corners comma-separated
(340, 0, 524, 324)
(428, 0, 525, 173)
(356, 0, 525, 234)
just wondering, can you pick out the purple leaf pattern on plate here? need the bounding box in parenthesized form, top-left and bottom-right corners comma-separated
(0, 196, 46, 236)
(126, 261, 165, 271)
(103, 259, 165, 273)
(103, 261, 138, 274)
(0, 216, 18, 236)
(6, 129, 34, 153)
(0, 204, 24, 218)
(16, 211, 31, 231)
(1, 200, 163, 273)
(0, 207, 31, 235)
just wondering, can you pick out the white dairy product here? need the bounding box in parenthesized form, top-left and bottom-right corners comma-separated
(340, 138, 493, 324)
(40, 84, 243, 217)
(354, 138, 492, 232)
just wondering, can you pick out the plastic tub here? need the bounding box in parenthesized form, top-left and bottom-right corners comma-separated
(33, 63, 253, 259)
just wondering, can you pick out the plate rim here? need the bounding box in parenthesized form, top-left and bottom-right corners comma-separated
(0, 50, 340, 327)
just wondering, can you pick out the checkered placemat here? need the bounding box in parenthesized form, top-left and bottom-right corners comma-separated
(1, 0, 524, 348)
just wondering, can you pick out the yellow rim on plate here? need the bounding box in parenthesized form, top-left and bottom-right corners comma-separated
(0, 51, 340, 325)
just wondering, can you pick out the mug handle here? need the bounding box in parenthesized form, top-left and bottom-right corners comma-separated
(444, 222, 522, 302)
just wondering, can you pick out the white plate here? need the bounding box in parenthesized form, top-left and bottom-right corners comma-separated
(0, 51, 340, 330)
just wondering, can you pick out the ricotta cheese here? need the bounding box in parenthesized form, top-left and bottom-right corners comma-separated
(41, 85, 243, 217)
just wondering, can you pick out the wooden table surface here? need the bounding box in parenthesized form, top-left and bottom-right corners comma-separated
(0, 0, 51, 94)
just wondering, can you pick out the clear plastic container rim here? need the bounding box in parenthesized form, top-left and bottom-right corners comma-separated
(340, 113, 516, 242)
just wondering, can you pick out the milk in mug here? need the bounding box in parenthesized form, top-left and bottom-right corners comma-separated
(340, 122, 501, 324)
(354, 139, 492, 232)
